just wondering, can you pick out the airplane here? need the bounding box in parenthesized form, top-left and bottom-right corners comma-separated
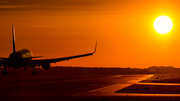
(0, 25, 97, 75)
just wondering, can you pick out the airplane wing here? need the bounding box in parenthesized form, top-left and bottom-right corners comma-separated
(25, 43, 97, 66)
(0, 59, 9, 66)
(30, 52, 94, 64)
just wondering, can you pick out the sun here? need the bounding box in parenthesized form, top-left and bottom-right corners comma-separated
(154, 15, 173, 34)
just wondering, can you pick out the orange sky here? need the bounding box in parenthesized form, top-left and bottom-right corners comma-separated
(1, 0, 180, 68)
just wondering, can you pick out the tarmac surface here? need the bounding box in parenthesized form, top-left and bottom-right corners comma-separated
(1, 67, 180, 101)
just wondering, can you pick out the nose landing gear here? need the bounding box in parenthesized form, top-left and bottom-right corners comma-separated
(31, 66, 37, 75)
(23, 68, 27, 71)
(31, 71, 37, 75)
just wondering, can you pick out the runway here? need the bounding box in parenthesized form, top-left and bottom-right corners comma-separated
(1, 68, 180, 101)
(0, 68, 150, 100)
(0, 74, 148, 96)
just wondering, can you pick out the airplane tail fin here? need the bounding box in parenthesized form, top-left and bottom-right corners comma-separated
(12, 25, 16, 53)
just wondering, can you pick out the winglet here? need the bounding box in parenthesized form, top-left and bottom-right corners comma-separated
(93, 42, 97, 54)
(12, 25, 16, 53)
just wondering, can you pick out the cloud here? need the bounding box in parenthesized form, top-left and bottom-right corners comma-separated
(0, 0, 136, 16)
(30, 25, 52, 27)
(0, 0, 134, 11)
(0, 5, 27, 8)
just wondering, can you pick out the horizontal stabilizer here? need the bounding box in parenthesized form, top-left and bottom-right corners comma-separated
(31, 56, 43, 58)
(0, 57, 9, 60)
(23, 56, 43, 59)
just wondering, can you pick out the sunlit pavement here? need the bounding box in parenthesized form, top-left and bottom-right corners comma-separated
(73, 74, 180, 97)
(74, 75, 156, 97)
(2, 74, 180, 101)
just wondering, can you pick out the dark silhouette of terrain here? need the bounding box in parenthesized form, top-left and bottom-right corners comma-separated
(1, 66, 179, 76)
(50, 66, 180, 75)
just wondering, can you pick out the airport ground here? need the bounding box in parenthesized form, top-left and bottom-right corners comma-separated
(1, 67, 180, 101)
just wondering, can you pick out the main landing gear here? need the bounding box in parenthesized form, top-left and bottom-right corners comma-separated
(2, 67, 7, 75)
(31, 71, 37, 75)
(31, 66, 37, 75)
(2, 70, 7, 75)
(23, 68, 27, 71)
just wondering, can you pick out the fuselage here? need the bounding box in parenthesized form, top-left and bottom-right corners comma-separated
(8, 49, 32, 69)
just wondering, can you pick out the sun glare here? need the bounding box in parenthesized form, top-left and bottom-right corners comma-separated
(154, 15, 173, 34)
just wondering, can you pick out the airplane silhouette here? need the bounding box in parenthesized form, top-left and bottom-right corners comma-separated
(0, 25, 97, 75)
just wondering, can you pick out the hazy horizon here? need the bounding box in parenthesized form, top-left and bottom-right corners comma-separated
(1, 0, 180, 68)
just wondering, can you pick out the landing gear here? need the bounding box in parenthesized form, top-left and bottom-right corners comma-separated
(2, 67, 7, 75)
(31, 66, 37, 75)
(31, 71, 37, 75)
(2, 70, 7, 75)
(23, 68, 27, 71)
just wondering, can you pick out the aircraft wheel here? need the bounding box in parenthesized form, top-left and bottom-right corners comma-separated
(34, 71, 37, 75)
(31, 71, 37, 75)
(2, 70, 4, 75)
(4, 71, 7, 75)
(2, 70, 7, 75)
(31, 71, 34, 75)
(23, 68, 27, 71)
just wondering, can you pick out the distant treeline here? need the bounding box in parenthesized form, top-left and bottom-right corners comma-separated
(1, 66, 179, 76)
(50, 66, 180, 75)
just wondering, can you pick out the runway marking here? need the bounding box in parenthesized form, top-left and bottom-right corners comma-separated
(114, 93, 180, 97)
(138, 82, 180, 85)
(88, 83, 121, 93)
(74, 75, 152, 96)
(74, 74, 155, 97)
(112, 75, 123, 78)
(126, 74, 154, 83)
(87, 75, 152, 93)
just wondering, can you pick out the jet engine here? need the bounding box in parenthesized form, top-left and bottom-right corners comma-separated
(41, 62, 50, 70)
